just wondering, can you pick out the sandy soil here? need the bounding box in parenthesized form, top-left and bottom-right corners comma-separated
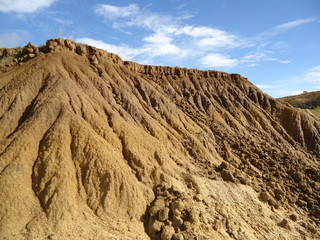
(0, 39, 319, 240)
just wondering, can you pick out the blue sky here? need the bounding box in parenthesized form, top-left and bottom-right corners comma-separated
(0, 0, 319, 97)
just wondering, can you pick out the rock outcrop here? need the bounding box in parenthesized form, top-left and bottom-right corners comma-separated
(0, 39, 319, 239)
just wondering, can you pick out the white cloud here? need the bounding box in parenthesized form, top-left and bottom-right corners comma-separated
(174, 26, 243, 49)
(0, 0, 57, 13)
(95, 4, 139, 19)
(200, 53, 238, 68)
(175, 26, 223, 38)
(241, 52, 266, 63)
(95, 3, 175, 31)
(263, 86, 309, 98)
(197, 36, 236, 48)
(143, 33, 181, 56)
(258, 17, 317, 39)
(274, 17, 317, 32)
(245, 63, 257, 67)
(77, 36, 182, 61)
(306, 65, 320, 83)
(240, 51, 290, 65)
(281, 90, 305, 96)
(94, 3, 245, 50)
(93, 3, 250, 67)
(116, 11, 175, 31)
(177, 14, 194, 20)
(91, 3, 315, 70)
(77, 38, 143, 60)
(144, 33, 172, 45)
(270, 41, 290, 51)
(256, 85, 276, 89)
(261, 67, 320, 98)
(0, 31, 30, 47)
(54, 18, 73, 25)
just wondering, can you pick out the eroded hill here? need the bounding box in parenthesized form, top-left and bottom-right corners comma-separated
(0, 39, 319, 240)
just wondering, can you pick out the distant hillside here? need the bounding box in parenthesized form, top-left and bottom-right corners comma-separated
(278, 91, 320, 118)
(277, 91, 320, 109)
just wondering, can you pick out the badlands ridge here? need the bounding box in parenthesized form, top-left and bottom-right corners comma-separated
(0, 39, 319, 239)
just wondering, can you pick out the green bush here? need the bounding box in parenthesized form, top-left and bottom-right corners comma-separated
(0, 47, 23, 66)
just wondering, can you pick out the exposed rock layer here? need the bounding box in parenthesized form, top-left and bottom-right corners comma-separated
(0, 39, 319, 239)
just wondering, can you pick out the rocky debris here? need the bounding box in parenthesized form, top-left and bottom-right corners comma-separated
(20, 42, 39, 61)
(172, 233, 184, 240)
(259, 191, 271, 202)
(278, 218, 291, 230)
(160, 225, 175, 240)
(0, 42, 40, 70)
(289, 213, 298, 222)
(146, 184, 200, 240)
(220, 170, 236, 183)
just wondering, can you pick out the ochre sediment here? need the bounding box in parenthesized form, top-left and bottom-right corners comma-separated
(0, 39, 319, 240)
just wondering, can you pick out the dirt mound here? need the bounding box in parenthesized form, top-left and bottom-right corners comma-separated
(0, 39, 319, 240)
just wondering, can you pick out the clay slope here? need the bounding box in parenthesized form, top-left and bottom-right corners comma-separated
(0, 39, 319, 240)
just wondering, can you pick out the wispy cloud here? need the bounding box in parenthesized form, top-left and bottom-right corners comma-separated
(262, 84, 310, 98)
(0, 0, 57, 13)
(257, 17, 317, 39)
(54, 18, 73, 25)
(95, 3, 175, 31)
(95, 4, 139, 20)
(77, 38, 143, 60)
(256, 85, 276, 89)
(143, 32, 182, 56)
(91, 3, 249, 66)
(274, 17, 317, 32)
(261, 66, 320, 97)
(174, 26, 245, 49)
(280, 90, 306, 97)
(0, 31, 30, 47)
(238, 50, 290, 67)
(176, 3, 189, 10)
(306, 65, 320, 83)
(200, 53, 238, 68)
(80, 3, 316, 70)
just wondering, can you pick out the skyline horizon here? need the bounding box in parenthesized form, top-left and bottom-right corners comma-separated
(1, 0, 319, 98)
